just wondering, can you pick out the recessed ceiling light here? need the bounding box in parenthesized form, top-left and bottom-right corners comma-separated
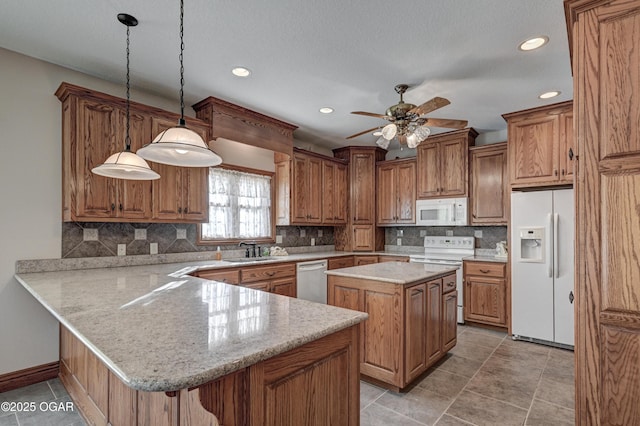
(539, 91, 561, 99)
(319, 107, 334, 114)
(519, 36, 549, 51)
(231, 67, 251, 77)
(373, 131, 382, 136)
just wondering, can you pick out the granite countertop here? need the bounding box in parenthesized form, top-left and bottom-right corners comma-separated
(463, 255, 508, 264)
(15, 261, 367, 393)
(324, 261, 459, 284)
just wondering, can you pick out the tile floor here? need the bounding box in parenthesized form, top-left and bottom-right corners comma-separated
(0, 325, 574, 426)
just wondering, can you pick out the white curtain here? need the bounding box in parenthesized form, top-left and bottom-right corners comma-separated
(201, 168, 271, 240)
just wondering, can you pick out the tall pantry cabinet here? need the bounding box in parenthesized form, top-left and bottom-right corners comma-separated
(565, 0, 640, 424)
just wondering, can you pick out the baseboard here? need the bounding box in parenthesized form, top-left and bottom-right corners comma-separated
(0, 361, 59, 393)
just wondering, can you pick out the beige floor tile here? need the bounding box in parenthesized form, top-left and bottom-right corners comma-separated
(535, 374, 575, 410)
(525, 399, 575, 425)
(435, 353, 485, 378)
(461, 326, 507, 339)
(456, 330, 505, 349)
(360, 402, 427, 426)
(376, 386, 452, 425)
(480, 355, 544, 383)
(416, 368, 470, 398)
(492, 342, 550, 369)
(465, 369, 538, 409)
(435, 414, 477, 425)
(448, 342, 496, 363)
(360, 381, 386, 409)
(446, 390, 528, 426)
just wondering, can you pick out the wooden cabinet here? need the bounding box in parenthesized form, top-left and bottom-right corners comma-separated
(328, 256, 355, 270)
(333, 146, 386, 252)
(327, 271, 457, 391)
(354, 255, 378, 266)
(416, 128, 477, 199)
(566, 2, 640, 422)
(442, 290, 458, 353)
(463, 260, 507, 327)
(194, 262, 297, 298)
(275, 148, 348, 226)
(376, 159, 416, 225)
(56, 82, 210, 223)
(377, 255, 409, 263)
(193, 269, 240, 284)
(470, 142, 508, 225)
(503, 101, 573, 189)
(322, 160, 348, 224)
(150, 117, 209, 222)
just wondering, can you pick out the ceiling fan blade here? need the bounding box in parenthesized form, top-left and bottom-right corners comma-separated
(351, 111, 392, 120)
(346, 126, 382, 139)
(408, 97, 451, 116)
(423, 118, 468, 129)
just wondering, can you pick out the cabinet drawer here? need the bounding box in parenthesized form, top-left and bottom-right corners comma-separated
(328, 256, 355, 270)
(195, 269, 240, 284)
(377, 255, 409, 263)
(464, 262, 505, 278)
(241, 263, 296, 283)
(442, 274, 457, 294)
(355, 256, 378, 266)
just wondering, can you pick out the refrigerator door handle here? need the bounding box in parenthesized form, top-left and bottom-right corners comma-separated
(548, 213, 553, 278)
(554, 213, 559, 278)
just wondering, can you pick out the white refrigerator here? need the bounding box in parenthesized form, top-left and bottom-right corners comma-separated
(511, 189, 574, 347)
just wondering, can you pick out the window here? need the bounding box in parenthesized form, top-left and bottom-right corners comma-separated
(198, 166, 274, 243)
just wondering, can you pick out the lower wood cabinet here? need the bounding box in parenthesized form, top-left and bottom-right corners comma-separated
(193, 262, 297, 298)
(327, 272, 457, 391)
(463, 260, 507, 327)
(328, 256, 355, 270)
(60, 323, 361, 425)
(354, 255, 378, 266)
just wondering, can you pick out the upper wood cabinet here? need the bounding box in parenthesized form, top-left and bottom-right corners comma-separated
(376, 159, 416, 225)
(416, 128, 477, 199)
(275, 148, 348, 226)
(469, 142, 508, 225)
(503, 101, 573, 188)
(150, 117, 209, 222)
(56, 82, 211, 223)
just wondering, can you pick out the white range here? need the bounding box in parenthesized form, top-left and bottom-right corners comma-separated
(410, 236, 475, 324)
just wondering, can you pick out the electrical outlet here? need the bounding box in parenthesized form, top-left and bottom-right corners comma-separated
(446, 230, 453, 236)
(318, 229, 323, 237)
(474, 230, 483, 238)
(420, 230, 427, 237)
(300, 229, 306, 237)
(311, 238, 315, 246)
(149, 242, 158, 255)
(117, 244, 126, 256)
(276, 235, 283, 244)
(396, 238, 402, 246)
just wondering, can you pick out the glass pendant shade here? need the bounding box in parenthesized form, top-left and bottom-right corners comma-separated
(413, 125, 431, 141)
(406, 133, 420, 149)
(92, 150, 160, 180)
(375, 135, 390, 149)
(381, 123, 397, 140)
(138, 124, 222, 167)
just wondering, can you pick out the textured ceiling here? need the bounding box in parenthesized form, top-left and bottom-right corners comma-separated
(0, 0, 573, 150)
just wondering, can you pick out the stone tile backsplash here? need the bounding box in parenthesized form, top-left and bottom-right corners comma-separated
(62, 222, 506, 258)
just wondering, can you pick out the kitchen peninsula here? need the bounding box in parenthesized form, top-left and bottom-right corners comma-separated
(326, 262, 458, 392)
(15, 261, 367, 426)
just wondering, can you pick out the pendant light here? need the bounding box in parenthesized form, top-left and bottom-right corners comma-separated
(92, 14, 160, 181)
(138, 0, 222, 167)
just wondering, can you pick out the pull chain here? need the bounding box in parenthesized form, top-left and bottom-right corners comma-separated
(125, 24, 131, 150)
(179, 0, 185, 125)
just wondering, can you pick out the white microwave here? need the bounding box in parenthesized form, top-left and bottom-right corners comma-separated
(416, 198, 468, 226)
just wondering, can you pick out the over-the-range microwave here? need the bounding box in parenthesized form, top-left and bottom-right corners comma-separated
(416, 197, 468, 226)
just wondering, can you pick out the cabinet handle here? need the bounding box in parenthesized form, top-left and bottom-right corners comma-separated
(479, 269, 490, 273)
(569, 291, 574, 304)
(568, 148, 574, 160)
(184, 207, 188, 213)
(178, 207, 182, 213)
(267, 271, 275, 277)
(119, 203, 123, 211)
(111, 203, 115, 211)
(554, 170, 558, 176)
(562, 169, 566, 176)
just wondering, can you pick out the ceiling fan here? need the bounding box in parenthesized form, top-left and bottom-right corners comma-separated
(346, 84, 468, 149)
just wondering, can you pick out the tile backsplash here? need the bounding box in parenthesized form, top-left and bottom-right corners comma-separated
(384, 226, 508, 250)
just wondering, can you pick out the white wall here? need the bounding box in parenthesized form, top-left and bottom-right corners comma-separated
(0, 47, 196, 375)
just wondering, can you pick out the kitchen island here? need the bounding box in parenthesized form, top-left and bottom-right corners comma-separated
(326, 261, 458, 392)
(15, 262, 367, 426)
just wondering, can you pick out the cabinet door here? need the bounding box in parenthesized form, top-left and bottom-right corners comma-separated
(241, 281, 271, 292)
(333, 162, 348, 224)
(426, 279, 442, 366)
(322, 161, 336, 223)
(292, 154, 322, 223)
(559, 110, 574, 183)
(271, 277, 296, 298)
(352, 225, 374, 251)
(470, 144, 508, 225)
(307, 157, 323, 223)
(182, 167, 208, 221)
(327, 256, 354, 270)
(396, 161, 416, 223)
(439, 138, 468, 196)
(117, 109, 153, 220)
(354, 255, 378, 266)
(416, 142, 440, 198)
(351, 153, 375, 223)
(376, 164, 397, 224)
(76, 98, 118, 219)
(509, 114, 559, 185)
(464, 276, 506, 326)
(442, 290, 458, 352)
(405, 284, 427, 383)
(151, 118, 183, 220)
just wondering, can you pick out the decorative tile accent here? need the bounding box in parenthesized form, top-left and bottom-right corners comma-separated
(134, 228, 147, 240)
(176, 228, 187, 240)
(82, 228, 98, 241)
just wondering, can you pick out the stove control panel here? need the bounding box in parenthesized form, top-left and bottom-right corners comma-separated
(423, 236, 475, 249)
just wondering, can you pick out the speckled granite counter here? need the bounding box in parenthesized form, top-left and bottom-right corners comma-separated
(15, 261, 367, 392)
(463, 255, 508, 263)
(324, 261, 458, 284)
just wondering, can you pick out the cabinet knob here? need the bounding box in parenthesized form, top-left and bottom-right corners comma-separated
(111, 203, 115, 211)
(184, 207, 188, 214)
(562, 169, 566, 176)
(568, 148, 574, 160)
(178, 207, 182, 213)
(119, 203, 123, 211)
(554, 170, 558, 176)
(569, 291, 574, 304)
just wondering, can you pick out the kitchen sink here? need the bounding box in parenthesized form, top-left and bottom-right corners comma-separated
(223, 257, 277, 263)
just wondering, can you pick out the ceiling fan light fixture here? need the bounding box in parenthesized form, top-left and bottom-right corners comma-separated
(376, 135, 390, 149)
(519, 36, 549, 51)
(382, 123, 397, 140)
(141, 0, 223, 168)
(413, 125, 431, 141)
(372, 130, 382, 136)
(406, 133, 420, 149)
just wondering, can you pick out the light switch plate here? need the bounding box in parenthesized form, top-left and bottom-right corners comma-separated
(396, 238, 402, 246)
(300, 229, 306, 237)
(149, 242, 158, 255)
(318, 229, 323, 237)
(276, 235, 283, 244)
(117, 244, 126, 256)
(474, 230, 483, 238)
(311, 238, 315, 246)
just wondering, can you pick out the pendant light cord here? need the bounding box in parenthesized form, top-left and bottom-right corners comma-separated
(179, 0, 186, 125)
(125, 24, 132, 150)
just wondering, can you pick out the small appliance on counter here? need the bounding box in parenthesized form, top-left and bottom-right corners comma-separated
(495, 241, 508, 259)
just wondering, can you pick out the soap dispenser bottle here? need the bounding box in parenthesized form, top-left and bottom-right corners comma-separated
(215, 246, 222, 261)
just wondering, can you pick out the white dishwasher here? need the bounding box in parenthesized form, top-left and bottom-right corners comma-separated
(296, 260, 328, 304)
